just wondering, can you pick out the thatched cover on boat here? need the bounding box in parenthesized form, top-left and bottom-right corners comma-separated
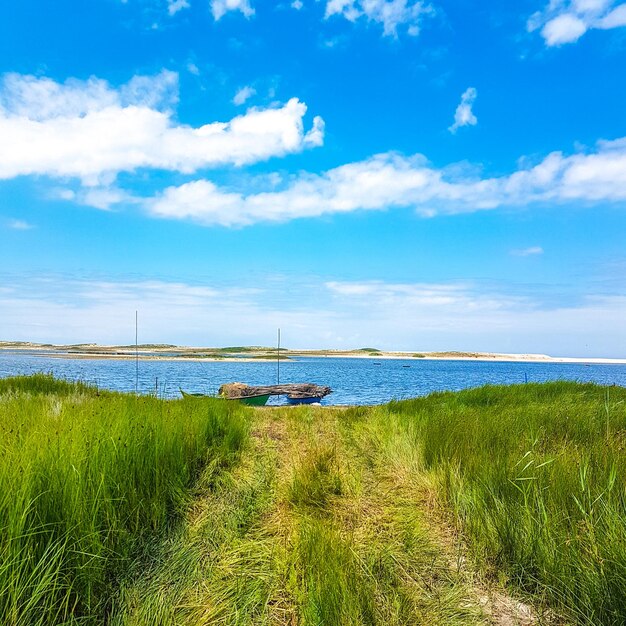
(219, 382, 332, 400)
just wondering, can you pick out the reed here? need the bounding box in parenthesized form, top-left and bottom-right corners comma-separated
(4, 375, 626, 625)
(382, 381, 626, 624)
(0, 374, 248, 625)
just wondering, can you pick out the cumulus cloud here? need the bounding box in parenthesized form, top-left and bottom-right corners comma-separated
(167, 0, 190, 15)
(233, 85, 256, 106)
(211, 0, 254, 20)
(142, 137, 626, 226)
(597, 3, 626, 26)
(0, 72, 324, 185)
(448, 87, 477, 134)
(541, 13, 588, 44)
(324, 0, 434, 37)
(0, 71, 177, 120)
(528, 0, 626, 46)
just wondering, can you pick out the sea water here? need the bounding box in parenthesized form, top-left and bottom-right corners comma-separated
(2, 351, 626, 405)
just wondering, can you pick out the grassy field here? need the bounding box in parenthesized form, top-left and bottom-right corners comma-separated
(0, 374, 248, 626)
(1, 376, 626, 624)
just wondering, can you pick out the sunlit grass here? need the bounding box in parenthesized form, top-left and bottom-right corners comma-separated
(382, 381, 626, 624)
(3, 375, 625, 625)
(0, 374, 248, 625)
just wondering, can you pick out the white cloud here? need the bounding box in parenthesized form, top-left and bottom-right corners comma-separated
(542, 13, 588, 44)
(187, 62, 200, 75)
(597, 2, 626, 26)
(324, 0, 434, 37)
(529, 1, 626, 46)
(142, 137, 626, 226)
(326, 280, 482, 307)
(292, 0, 304, 9)
(448, 87, 477, 134)
(0, 274, 328, 347)
(511, 246, 544, 257)
(3, 274, 625, 357)
(323, 280, 626, 356)
(211, 0, 254, 20)
(56, 189, 76, 201)
(233, 85, 256, 106)
(6, 219, 33, 230)
(79, 187, 135, 211)
(325, 281, 528, 323)
(168, 0, 190, 15)
(0, 72, 324, 185)
(303, 115, 325, 147)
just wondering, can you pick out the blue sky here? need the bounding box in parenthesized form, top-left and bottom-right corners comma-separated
(1, 0, 626, 356)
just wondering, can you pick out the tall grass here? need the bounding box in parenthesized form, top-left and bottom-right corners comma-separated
(386, 381, 626, 624)
(285, 417, 482, 626)
(6, 375, 625, 625)
(0, 374, 248, 625)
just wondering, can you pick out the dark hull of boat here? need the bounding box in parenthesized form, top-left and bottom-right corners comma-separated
(286, 396, 322, 405)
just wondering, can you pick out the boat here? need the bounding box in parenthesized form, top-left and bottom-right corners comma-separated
(286, 395, 322, 405)
(218, 382, 331, 405)
(236, 394, 271, 406)
(180, 389, 207, 398)
(180, 388, 270, 406)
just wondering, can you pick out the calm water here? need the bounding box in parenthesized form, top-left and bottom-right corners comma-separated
(2, 351, 626, 405)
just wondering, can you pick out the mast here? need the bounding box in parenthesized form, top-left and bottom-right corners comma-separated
(277, 328, 281, 385)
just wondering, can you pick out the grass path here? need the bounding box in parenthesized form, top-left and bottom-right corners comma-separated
(113, 404, 554, 626)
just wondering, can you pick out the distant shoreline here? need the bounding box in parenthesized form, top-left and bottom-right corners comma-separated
(1, 342, 625, 364)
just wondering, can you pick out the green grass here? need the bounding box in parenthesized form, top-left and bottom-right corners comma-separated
(4, 376, 626, 625)
(288, 444, 343, 509)
(113, 402, 484, 626)
(0, 374, 248, 626)
(112, 412, 286, 626)
(283, 407, 482, 626)
(0, 371, 97, 395)
(382, 381, 626, 624)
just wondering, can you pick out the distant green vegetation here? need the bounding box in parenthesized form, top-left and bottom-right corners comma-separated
(217, 346, 275, 353)
(359, 347, 381, 353)
(177, 352, 225, 359)
(412, 353, 426, 358)
(0, 374, 248, 625)
(113, 344, 178, 349)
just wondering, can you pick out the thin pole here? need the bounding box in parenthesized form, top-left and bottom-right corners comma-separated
(277, 328, 280, 385)
(135, 310, 138, 395)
